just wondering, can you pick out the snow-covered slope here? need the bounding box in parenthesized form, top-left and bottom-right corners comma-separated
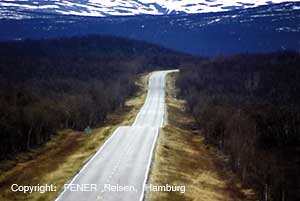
(0, 0, 299, 18)
(1, 2, 299, 55)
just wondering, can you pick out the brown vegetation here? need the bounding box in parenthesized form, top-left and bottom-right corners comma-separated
(176, 52, 300, 201)
(147, 73, 256, 201)
(0, 73, 149, 201)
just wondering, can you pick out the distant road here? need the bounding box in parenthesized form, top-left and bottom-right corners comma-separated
(56, 70, 178, 201)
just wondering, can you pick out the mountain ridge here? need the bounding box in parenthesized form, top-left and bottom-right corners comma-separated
(0, 2, 299, 56)
(0, 0, 298, 18)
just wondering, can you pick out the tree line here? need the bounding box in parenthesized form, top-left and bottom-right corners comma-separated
(176, 51, 300, 201)
(0, 35, 184, 160)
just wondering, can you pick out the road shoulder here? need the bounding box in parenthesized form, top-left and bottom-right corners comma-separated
(0, 73, 150, 201)
(146, 72, 256, 201)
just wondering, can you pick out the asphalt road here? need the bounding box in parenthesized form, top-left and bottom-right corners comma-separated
(56, 70, 177, 201)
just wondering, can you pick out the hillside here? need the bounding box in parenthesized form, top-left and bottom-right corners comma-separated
(0, 35, 183, 160)
(176, 51, 300, 201)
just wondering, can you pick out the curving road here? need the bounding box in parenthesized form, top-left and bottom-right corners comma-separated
(55, 70, 178, 201)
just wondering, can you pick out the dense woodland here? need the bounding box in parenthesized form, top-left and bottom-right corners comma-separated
(1, 35, 299, 201)
(0, 35, 183, 160)
(176, 51, 300, 201)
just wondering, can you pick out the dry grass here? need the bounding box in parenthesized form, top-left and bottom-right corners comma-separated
(0, 73, 150, 201)
(146, 73, 256, 201)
